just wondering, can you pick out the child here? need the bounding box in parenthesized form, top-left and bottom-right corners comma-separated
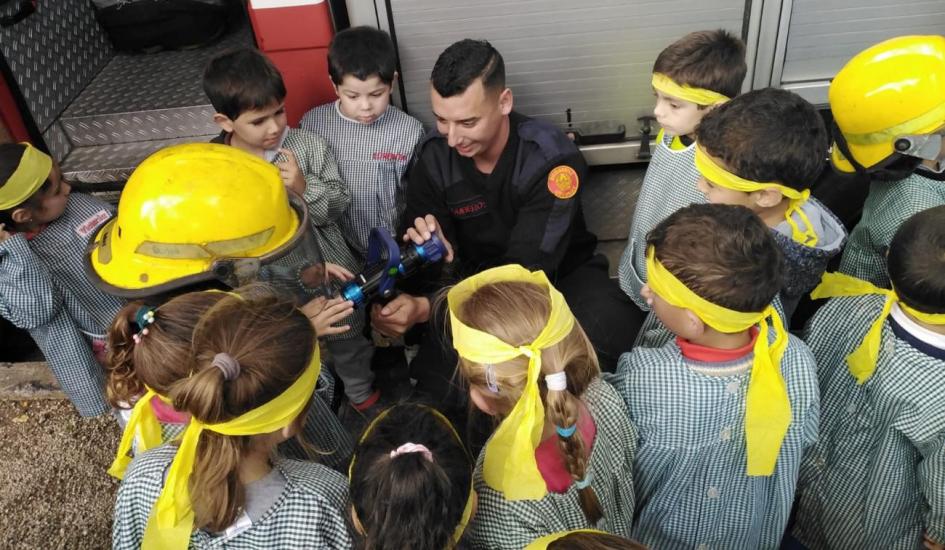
(0, 143, 124, 417)
(106, 289, 356, 476)
(300, 26, 425, 261)
(693, 87, 846, 317)
(112, 291, 352, 548)
(449, 265, 637, 547)
(830, 35, 945, 288)
(607, 204, 819, 549)
(347, 403, 474, 549)
(618, 29, 746, 310)
(791, 206, 945, 550)
(203, 48, 382, 416)
(526, 530, 646, 549)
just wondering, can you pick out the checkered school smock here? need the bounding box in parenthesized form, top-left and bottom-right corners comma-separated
(466, 378, 637, 549)
(0, 193, 124, 416)
(618, 130, 703, 310)
(112, 444, 352, 549)
(792, 295, 945, 550)
(300, 102, 425, 262)
(839, 170, 945, 288)
(605, 331, 819, 550)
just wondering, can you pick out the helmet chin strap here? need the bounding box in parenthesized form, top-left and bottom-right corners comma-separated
(894, 133, 945, 172)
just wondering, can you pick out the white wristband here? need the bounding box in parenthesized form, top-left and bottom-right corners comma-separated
(545, 371, 568, 391)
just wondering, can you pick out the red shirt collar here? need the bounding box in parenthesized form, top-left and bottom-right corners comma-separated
(677, 327, 759, 363)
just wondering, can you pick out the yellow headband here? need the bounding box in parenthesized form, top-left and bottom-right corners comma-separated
(0, 143, 52, 210)
(652, 73, 730, 106)
(350, 406, 474, 547)
(694, 145, 819, 247)
(524, 529, 610, 549)
(448, 264, 576, 500)
(811, 272, 945, 384)
(108, 387, 173, 479)
(140, 347, 321, 550)
(646, 247, 791, 476)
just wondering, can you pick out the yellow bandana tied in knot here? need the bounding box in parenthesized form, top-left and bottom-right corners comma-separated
(0, 143, 52, 210)
(140, 348, 321, 550)
(646, 247, 791, 476)
(694, 144, 819, 247)
(350, 406, 474, 547)
(108, 387, 173, 479)
(652, 73, 730, 106)
(448, 264, 576, 500)
(811, 272, 945, 384)
(524, 529, 610, 549)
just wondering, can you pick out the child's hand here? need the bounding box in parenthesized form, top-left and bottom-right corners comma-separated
(924, 533, 945, 550)
(325, 262, 354, 282)
(301, 295, 353, 337)
(276, 148, 306, 196)
(0, 223, 10, 243)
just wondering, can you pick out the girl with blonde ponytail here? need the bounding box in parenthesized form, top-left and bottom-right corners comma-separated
(448, 265, 637, 548)
(112, 291, 351, 549)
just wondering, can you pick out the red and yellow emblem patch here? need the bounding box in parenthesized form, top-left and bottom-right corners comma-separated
(547, 165, 579, 199)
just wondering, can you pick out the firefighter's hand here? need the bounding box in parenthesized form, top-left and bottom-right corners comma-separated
(301, 296, 353, 337)
(0, 224, 9, 243)
(371, 294, 430, 337)
(325, 262, 354, 282)
(403, 214, 454, 263)
(277, 148, 306, 196)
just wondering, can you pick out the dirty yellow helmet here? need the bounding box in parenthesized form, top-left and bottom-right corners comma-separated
(829, 35, 945, 173)
(86, 143, 323, 298)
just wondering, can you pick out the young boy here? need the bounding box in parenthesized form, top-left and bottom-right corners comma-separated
(300, 26, 424, 261)
(791, 206, 945, 550)
(618, 29, 746, 310)
(203, 48, 382, 415)
(693, 87, 847, 318)
(606, 203, 819, 550)
(0, 143, 124, 416)
(829, 35, 945, 288)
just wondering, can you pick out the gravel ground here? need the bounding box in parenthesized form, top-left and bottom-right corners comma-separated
(0, 400, 120, 549)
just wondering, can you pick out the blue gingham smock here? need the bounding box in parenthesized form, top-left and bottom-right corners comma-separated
(792, 295, 945, 550)
(605, 331, 819, 550)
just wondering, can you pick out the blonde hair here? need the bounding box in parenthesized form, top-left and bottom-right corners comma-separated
(455, 280, 603, 523)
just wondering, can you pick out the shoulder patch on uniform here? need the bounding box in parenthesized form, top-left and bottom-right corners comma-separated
(547, 165, 579, 199)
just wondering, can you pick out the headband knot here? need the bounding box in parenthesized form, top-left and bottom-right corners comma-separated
(390, 443, 434, 462)
(211, 353, 241, 381)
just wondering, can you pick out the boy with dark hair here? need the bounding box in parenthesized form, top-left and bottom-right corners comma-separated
(300, 26, 424, 260)
(792, 205, 945, 550)
(618, 29, 746, 310)
(693, 87, 846, 318)
(606, 203, 819, 550)
(203, 48, 382, 416)
(0, 143, 124, 416)
(829, 35, 945, 288)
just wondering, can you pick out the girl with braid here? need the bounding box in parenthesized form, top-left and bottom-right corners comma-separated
(448, 265, 637, 548)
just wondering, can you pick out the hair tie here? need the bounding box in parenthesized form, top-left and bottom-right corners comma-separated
(544, 371, 568, 391)
(574, 473, 593, 490)
(390, 442, 434, 462)
(485, 363, 500, 393)
(132, 306, 156, 344)
(211, 353, 241, 381)
(556, 424, 577, 438)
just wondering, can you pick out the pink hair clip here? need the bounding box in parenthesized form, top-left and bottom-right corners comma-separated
(390, 442, 434, 462)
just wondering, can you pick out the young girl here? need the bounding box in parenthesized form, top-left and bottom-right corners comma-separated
(0, 142, 124, 416)
(112, 291, 352, 548)
(348, 403, 475, 549)
(107, 288, 355, 477)
(448, 265, 637, 548)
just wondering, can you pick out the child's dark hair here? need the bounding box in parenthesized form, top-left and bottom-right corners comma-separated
(888, 205, 945, 314)
(203, 48, 286, 120)
(328, 26, 397, 86)
(0, 143, 53, 227)
(105, 290, 227, 407)
(647, 203, 783, 312)
(653, 29, 747, 100)
(169, 288, 316, 532)
(695, 88, 828, 192)
(431, 39, 505, 98)
(348, 404, 473, 550)
(547, 531, 648, 550)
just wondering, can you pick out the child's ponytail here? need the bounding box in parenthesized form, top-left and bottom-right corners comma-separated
(105, 301, 148, 407)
